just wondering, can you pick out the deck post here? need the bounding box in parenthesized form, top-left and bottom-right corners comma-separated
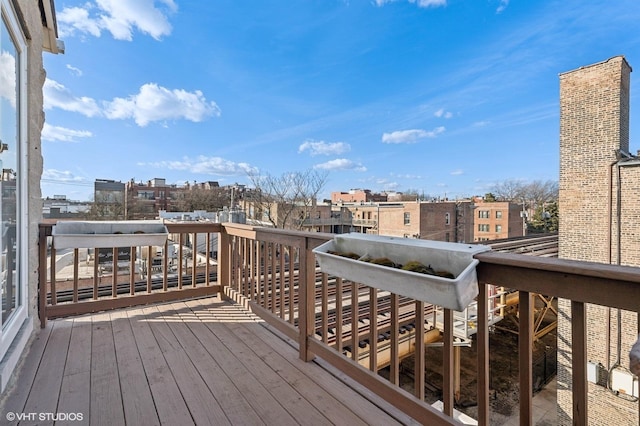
(298, 236, 316, 362)
(38, 225, 49, 328)
(219, 227, 231, 299)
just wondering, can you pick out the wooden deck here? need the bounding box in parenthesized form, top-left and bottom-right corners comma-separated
(0, 297, 418, 426)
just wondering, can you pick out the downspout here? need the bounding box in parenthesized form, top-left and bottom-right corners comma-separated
(606, 156, 618, 369)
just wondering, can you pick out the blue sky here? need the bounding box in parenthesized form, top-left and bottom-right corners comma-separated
(42, 0, 640, 202)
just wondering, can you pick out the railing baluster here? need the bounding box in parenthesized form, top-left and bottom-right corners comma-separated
(415, 300, 425, 400)
(249, 239, 255, 301)
(146, 246, 152, 293)
(192, 233, 197, 288)
(519, 291, 533, 425)
(321, 274, 328, 344)
(390, 293, 399, 385)
(129, 246, 135, 296)
(270, 242, 276, 312)
(93, 247, 98, 300)
(571, 300, 587, 425)
(279, 244, 285, 319)
(205, 232, 211, 286)
(336, 277, 343, 353)
(443, 307, 454, 417)
(163, 239, 168, 292)
(112, 247, 118, 298)
(50, 246, 56, 305)
(288, 245, 294, 324)
(477, 282, 490, 425)
(178, 233, 184, 290)
(351, 282, 359, 362)
(73, 248, 79, 303)
(369, 287, 378, 372)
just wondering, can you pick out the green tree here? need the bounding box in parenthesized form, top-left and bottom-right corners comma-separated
(527, 201, 558, 233)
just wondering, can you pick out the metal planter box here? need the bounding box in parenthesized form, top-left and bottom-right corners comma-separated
(52, 221, 168, 249)
(313, 233, 490, 311)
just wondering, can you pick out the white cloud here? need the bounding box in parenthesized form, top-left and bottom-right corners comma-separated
(44, 80, 219, 127)
(434, 108, 453, 119)
(42, 169, 86, 182)
(450, 169, 464, 176)
(374, 0, 446, 8)
(496, 0, 510, 14)
(473, 121, 490, 127)
(0, 50, 16, 108)
(44, 79, 102, 117)
(381, 126, 445, 144)
(298, 140, 351, 156)
(66, 64, 83, 76)
(313, 158, 367, 172)
(139, 156, 257, 176)
(390, 172, 423, 179)
(58, 0, 177, 41)
(104, 83, 220, 126)
(42, 123, 93, 142)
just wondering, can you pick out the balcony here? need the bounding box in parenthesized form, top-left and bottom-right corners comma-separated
(4, 222, 640, 424)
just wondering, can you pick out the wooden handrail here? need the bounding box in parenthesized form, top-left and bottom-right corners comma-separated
(38, 222, 640, 425)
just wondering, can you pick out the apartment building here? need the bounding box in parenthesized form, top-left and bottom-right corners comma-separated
(302, 199, 523, 243)
(473, 200, 524, 242)
(92, 178, 236, 220)
(558, 56, 639, 425)
(330, 189, 387, 203)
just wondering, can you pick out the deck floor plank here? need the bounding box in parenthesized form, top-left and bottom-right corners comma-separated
(142, 305, 231, 426)
(89, 312, 125, 426)
(56, 317, 92, 425)
(152, 302, 300, 426)
(109, 310, 160, 426)
(20, 320, 72, 426)
(158, 302, 266, 425)
(125, 306, 194, 425)
(218, 311, 377, 426)
(0, 323, 53, 421)
(215, 299, 415, 426)
(179, 300, 336, 425)
(1, 296, 412, 426)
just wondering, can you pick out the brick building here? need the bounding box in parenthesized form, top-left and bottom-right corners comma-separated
(302, 199, 523, 243)
(330, 189, 387, 203)
(558, 56, 639, 425)
(472, 200, 524, 242)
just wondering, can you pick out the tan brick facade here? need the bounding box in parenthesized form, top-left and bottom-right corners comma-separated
(558, 56, 639, 425)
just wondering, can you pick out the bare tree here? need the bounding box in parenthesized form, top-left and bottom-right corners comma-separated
(491, 179, 527, 202)
(523, 180, 558, 206)
(83, 192, 125, 220)
(247, 169, 328, 229)
(175, 187, 228, 212)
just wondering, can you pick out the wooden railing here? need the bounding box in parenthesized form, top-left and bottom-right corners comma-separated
(38, 222, 223, 327)
(38, 221, 640, 425)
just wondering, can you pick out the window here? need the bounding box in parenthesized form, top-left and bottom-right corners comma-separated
(478, 224, 490, 232)
(0, 0, 28, 359)
(404, 212, 410, 225)
(496, 211, 503, 219)
(496, 224, 502, 233)
(478, 210, 489, 219)
(445, 212, 450, 225)
(138, 190, 155, 200)
(445, 232, 450, 242)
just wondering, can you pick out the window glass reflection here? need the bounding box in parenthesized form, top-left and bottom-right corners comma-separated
(0, 17, 19, 326)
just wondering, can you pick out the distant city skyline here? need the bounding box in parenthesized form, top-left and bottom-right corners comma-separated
(41, 0, 640, 202)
